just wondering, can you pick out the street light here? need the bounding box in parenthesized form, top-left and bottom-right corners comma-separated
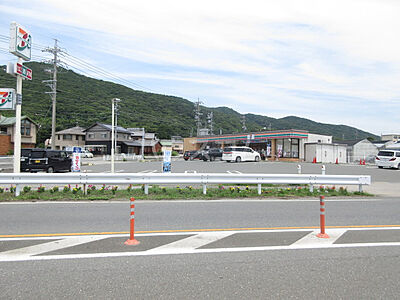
(111, 98, 121, 173)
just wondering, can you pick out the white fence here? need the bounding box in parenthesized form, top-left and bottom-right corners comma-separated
(0, 173, 371, 196)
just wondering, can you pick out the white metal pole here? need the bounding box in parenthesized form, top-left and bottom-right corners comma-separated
(111, 99, 115, 173)
(13, 58, 23, 174)
(141, 127, 145, 159)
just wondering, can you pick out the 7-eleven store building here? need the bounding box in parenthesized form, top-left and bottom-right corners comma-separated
(184, 129, 333, 162)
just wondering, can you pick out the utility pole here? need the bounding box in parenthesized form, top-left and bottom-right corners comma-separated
(207, 112, 214, 135)
(241, 115, 247, 132)
(111, 98, 121, 173)
(194, 98, 203, 136)
(42, 39, 62, 150)
(141, 127, 145, 159)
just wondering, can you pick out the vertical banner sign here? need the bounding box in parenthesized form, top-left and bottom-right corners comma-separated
(72, 147, 81, 172)
(9, 22, 32, 61)
(0, 89, 16, 110)
(162, 150, 172, 173)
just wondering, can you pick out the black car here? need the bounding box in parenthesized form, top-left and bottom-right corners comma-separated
(183, 150, 201, 161)
(202, 148, 223, 161)
(21, 148, 72, 173)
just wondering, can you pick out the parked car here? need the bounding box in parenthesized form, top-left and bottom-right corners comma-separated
(81, 150, 94, 158)
(20, 148, 32, 172)
(202, 148, 223, 161)
(183, 150, 201, 161)
(21, 148, 72, 173)
(375, 150, 400, 169)
(222, 146, 261, 162)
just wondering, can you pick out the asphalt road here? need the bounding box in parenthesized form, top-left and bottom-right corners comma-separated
(1, 199, 400, 299)
(1, 198, 400, 235)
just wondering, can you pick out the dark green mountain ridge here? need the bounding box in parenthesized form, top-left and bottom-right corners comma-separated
(0, 62, 378, 145)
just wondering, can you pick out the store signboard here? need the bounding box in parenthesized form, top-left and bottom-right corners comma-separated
(9, 22, 32, 61)
(0, 89, 16, 110)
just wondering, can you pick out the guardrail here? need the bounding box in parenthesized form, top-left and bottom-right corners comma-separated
(0, 172, 371, 196)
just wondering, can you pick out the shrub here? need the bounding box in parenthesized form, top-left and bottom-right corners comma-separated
(37, 186, 45, 193)
(23, 186, 32, 193)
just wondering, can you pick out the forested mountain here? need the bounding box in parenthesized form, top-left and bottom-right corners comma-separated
(0, 62, 378, 145)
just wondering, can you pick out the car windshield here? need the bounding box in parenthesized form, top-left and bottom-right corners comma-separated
(224, 148, 233, 152)
(378, 151, 394, 157)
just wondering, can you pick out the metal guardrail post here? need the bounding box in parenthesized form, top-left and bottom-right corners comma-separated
(297, 165, 301, 174)
(321, 165, 326, 175)
(257, 184, 262, 195)
(359, 184, 363, 193)
(15, 184, 20, 197)
(203, 184, 207, 195)
(144, 184, 149, 195)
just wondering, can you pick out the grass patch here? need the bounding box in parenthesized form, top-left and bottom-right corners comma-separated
(0, 184, 372, 201)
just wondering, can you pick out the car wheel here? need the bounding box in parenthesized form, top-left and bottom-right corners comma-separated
(210, 156, 215, 161)
(184, 158, 188, 161)
(47, 166, 54, 173)
(398, 163, 400, 170)
(235, 156, 241, 163)
(378, 166, 383, 169)
(255, 156, 260, 162)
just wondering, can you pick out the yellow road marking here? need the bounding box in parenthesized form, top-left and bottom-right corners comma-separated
(1, 224, 400, 238)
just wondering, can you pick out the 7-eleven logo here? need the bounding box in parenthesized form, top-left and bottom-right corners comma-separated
(17, 27, 31, 52)
(0, 90, 15, 109)
(0, 92, 12, 106)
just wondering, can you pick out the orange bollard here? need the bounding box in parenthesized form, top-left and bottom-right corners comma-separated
(316, 195, 330, 238)
(124, 197, 140, 245)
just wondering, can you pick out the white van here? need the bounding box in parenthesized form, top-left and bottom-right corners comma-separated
(222, 146, 261, 162)
(375, 150, 400, 169)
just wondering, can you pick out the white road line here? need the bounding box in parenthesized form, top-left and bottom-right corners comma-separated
(138, 170, 158, 173)
(290, 229, 347, 247)
(1, 242, 400, 262)
(0, 235, 107, 259)
(185, 170, 197, 173)
(227, 170, 242, 174)
(146, 232, 234, 254)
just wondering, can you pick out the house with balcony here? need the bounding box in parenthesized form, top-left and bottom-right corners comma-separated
(0, 115, 37, 155)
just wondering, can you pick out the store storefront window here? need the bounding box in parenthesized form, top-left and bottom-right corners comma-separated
(275, 138, 299, 158)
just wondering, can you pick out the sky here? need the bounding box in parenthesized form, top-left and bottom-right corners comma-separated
(0, 0, 399, 136)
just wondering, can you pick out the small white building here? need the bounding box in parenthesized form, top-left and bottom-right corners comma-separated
(304, 143, 347, 163)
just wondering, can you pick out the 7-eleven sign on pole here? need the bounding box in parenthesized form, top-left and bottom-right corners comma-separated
(8, 21, 32, 178)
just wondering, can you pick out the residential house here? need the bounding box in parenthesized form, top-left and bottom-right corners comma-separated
(0, 115, 37, 155)
(127, 128, 162, 155)
(84, 123, 132, 155)
(171, 136, 184, 154)
(53, 126, 86, 150)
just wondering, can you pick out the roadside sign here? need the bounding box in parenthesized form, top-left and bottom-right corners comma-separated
(0, 89, 16, 110)
(71, 152, 81, 172)
(9, 22, 31, 61)
(162, 150, 172, 173)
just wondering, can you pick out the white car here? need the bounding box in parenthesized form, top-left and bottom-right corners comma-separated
(222, 146, 261, 162)
(375, 150, 400, 169)
(81, 150, 94, 158)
